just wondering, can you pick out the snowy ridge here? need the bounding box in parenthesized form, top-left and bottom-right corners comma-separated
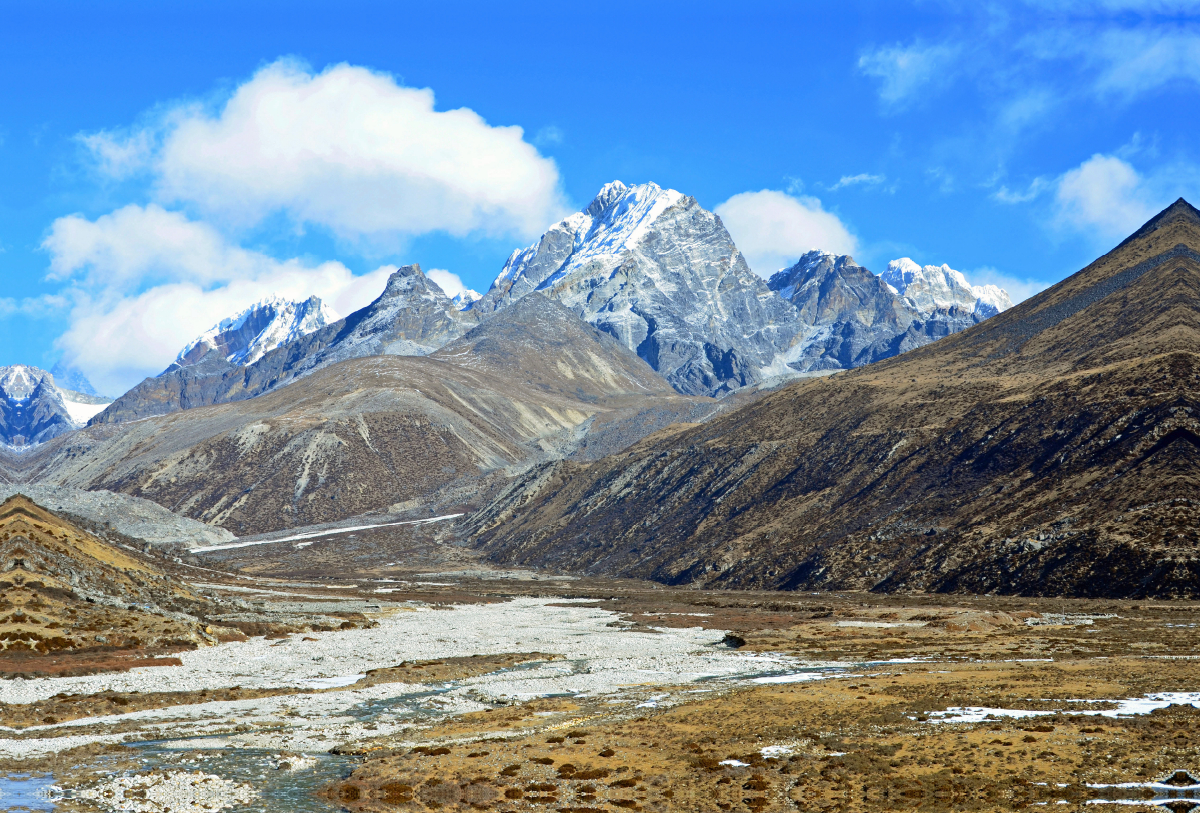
(175, 295, 334, 368)
(882, 258, 1013, 318)
(0, 365, 112, 445)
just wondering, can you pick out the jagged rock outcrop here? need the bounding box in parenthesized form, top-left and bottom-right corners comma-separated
(881, 258, 1011, 317)
(11, 296, 704, 535)
(468, 199, 1200, 599)
(475, 181, 806, 396)
(95, 184, 1015, 427)
(767, 251, 1012, 371)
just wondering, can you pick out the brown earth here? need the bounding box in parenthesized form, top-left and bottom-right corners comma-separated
(469, 199, 1200, 598)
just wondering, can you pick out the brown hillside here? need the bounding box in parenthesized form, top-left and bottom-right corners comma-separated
(0, 494, 212, 674)
(16, 296, 712, 535)
(470, 199, 1200, 598)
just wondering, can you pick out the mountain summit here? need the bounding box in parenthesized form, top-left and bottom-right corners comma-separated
(476, 181, 805, 395)
(469, 197, 1200, 598)
(0, 366, 110, 447)
(171, 295, 334, 370)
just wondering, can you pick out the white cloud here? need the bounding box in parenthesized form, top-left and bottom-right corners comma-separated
(85, 59, 568, 242)
(830, 173, 886, 190)
(425, 268, 467, 297)
(1053, 154, 1158, 238)
(1020, 1, 1200, 13)
(715, 190, 859, 277)
(533, 125, 564, 147)
(857, 42, 961, 107)
(44, 204, 250, 288)
(1021, 23, 1200, 100)
(43, 205, 393, 396)
(993, 176, 1050, 203)
(0, 293, 69, 318)
(79, 128, 156, 179)
(1090, 27, 1200, 96)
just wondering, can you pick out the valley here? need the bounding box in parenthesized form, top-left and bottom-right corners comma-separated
(0, 194, 1197, 813)
(1, 551, 1197, 813)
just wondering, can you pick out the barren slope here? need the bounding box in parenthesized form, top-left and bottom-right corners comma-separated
(469, 199, 1200, 598)
(13, 297, 705, 536)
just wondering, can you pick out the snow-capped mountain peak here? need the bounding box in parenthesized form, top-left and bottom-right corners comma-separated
(882, 258, 1013, 317)
(451, 289, 482, 310)
(175, 295, 335, 369)
(476, 180, 804, 395)
(490, 181, 686, 296)
(0, 364, 112, 446)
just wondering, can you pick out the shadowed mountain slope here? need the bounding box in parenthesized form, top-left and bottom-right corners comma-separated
(469, 199, 1200, 598)
(95, 264, 479, 424)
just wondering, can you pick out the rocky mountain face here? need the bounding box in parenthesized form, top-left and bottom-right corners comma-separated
(7, 295, 708, 535)
(170, 294, 334, 369)
(468, 199, 1200, 599)
(0, 366, 110, 447)
(93, 264, 480, 424)
(766, 250, 1012, 371)
(475, 181, 806, 396)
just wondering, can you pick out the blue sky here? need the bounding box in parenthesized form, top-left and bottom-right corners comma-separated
(2, 0, 1199, 395)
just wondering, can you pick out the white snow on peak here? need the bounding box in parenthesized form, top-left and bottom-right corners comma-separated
(176, 295, 335, 367)
(0, 366, 40, 400)
(451, 289, 482, 310)
(881, 258, 1013, 317)
(493, 181, 685, 292)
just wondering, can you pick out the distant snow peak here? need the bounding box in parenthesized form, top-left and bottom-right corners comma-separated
(451, 289, 482, 310)
(176, 294, 334, 368)
(0, 364, 112, 445)
(882, 258, 1013, 317)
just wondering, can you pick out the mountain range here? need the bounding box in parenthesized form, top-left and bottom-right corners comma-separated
(467, 198, 1200, 599)
(94, 181, 1008, 427)
(0, 366, 110, 447)
(0, 179, 1037, 586)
